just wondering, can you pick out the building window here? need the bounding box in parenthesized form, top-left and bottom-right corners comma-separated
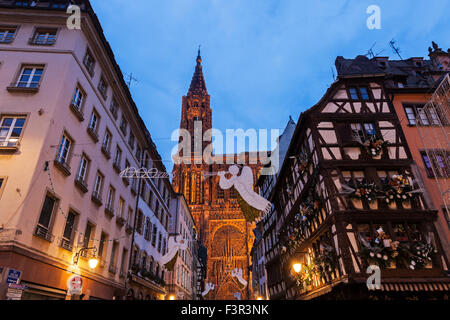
(83, 48, 95, 76)
(0, 26, 17, 43)
(93, 171, 104, 197)
(128, 132, 135, 150)
(38, 195, 57, 232)
(56, 133, 72, 165)
(110, 97, 119, 119)
(98, 76, 108, 100)
(118, 197, 125, 218)
(83, 222, 95, 248)
(71, 86, 85, 111)
(0, 177, 6, 199)
(157, 232, 162, 253)
(15, 66, 43, 88)
(120, 116, 128, 136)
(350, 122, 376, 142)
(144, 219, 152, 241)
(110, 240, 119, 272)
(151, 225, 157, 247)
(30, 28, 57, 45)
(403, 104, 444, 126)
(348, 87, 358, 100)
(106, 185, 115, 211)
(127, 207, 133, 226)
(0, 116, 26, 147)
(61, 210, 76, 250)
(359, 87, 370, 100)
(113, 146, 122, 168)
(420, 150, 450, 178)
(136, 210, 144, 234)
(102, 130, 111, 152)
(76, 155, 89, 183)
(98, 232, 108, 260)
(136, 147, 142, 162)
(120, 249, 128, 275)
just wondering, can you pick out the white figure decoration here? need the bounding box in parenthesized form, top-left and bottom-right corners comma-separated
(218, 165, 271, 213)
(160, 234, 187, 266)
(202, 282, 215, 297)
(233, 292, 241, 300)
(231, 268, 248, 288)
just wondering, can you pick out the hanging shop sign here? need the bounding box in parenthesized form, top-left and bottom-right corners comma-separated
(6, 283, 27, 300)
(67, 274, 83, 295)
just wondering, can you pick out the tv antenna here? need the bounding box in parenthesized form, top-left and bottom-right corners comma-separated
(365, 42, 385, 59)
(125, 72, 139, 88)
(389, 39, 403, 60)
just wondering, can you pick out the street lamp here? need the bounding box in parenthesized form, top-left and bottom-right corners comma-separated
(169, 295, 175, 300)
(256, 296, 263, 300)
(292, 263, 302, 274)
(73, 247, 99, 270)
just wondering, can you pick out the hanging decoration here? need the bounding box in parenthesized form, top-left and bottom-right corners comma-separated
(382, 174, 414, 204)
(362, 134, 389, 157)
(231, 268, 248, 289)
(290, 151, 310, 174)
(291, 262, 315, 290)
(202, 282, 215, 299)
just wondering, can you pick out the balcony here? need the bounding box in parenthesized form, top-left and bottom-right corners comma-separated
(87, 126, 99, 143)
(101, 145, 111, 159)
(34, 225, 54, 242)
(59, 238, 73, 252)
(91, 191, 103, 206)
(74, 176, 88, 193)
(7, 82, 40, 93)
(54, 158, 71, 176)
(69, 102, 84, 122)
(105, 205, 114, 218)
(116, 216, 126, 227)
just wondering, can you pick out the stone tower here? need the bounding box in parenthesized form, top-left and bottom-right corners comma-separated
(172, 50, 261, 300)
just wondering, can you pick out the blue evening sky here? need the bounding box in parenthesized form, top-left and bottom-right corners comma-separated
(90, 0, 449, 171)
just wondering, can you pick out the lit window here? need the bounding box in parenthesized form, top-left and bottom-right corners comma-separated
(0, 116, 25, 147)
(16, 66, 43, 88)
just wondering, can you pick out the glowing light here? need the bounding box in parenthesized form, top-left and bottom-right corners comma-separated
(88, 258, 99, 269)
(169, 295, 175, 300)
(293, 263, 302, 273)
(256, 296, 263, 300)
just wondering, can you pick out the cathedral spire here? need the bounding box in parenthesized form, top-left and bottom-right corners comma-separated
(188, 47, 207, 96)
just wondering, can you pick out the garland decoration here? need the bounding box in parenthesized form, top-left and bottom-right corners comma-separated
(291, 262, 315, 290)
(401, 240, 437, 270)
(349, 181, 378, 203)
(358, 227, 400, 268)
(313, 244, 339, 279)
(295, 152, 310, 174)
(382, 174, 414, 204)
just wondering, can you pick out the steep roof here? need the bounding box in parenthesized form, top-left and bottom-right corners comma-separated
(187, 48, 208, 96)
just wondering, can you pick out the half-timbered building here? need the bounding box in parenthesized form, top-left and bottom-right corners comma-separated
(269, 54, 450, 300)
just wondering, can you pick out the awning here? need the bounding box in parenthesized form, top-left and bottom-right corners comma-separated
(380, 282, 450, 292)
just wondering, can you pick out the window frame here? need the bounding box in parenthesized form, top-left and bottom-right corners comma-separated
(0, 176, 7, 199)
(76, 153, 90, 183)
(83, 48, 96, 76)
(0, 114, 27, 148)
(0, 25, 18, 44)
(403, 103, 444, 126)
(15, 64, 45, 89)
(29, 27, 58, 46)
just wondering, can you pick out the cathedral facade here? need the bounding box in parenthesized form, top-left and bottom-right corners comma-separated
(172, 51, 261, 300)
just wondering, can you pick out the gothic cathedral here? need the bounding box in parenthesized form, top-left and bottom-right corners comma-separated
(172, 50, 261, 300)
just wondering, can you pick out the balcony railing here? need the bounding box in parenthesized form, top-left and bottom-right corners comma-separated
(101, 144, 111, 159)
(87, 126, 99, 143)
(74, 175, 88, 193)
(60, 238, 73, 252)
(91, 191, 103, 206)
(116, 216, 126, 227)
(105, 205, 114, 218)
(125, 223, 133, 234)
(34, 225, 54, 242)
(70, 102, 84, 121)
(53, 157, 71, 176)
